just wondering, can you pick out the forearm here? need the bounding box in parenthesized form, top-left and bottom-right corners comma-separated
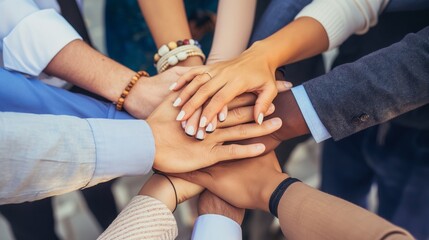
(138, 0, 202, 67)
(44, 39, 134, 103)
(277, 183, 414, 240)
(248, 17, 328, 70)
(206, 0, 256, 64)
(247, 0, 388, 69)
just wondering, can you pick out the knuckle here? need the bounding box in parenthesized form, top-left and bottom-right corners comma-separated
(197, 85, 212, 97)
(227, 145, 238, 157)
(232, 107, 245, 120)
(238, 125, 248, 137)
(211, 94, 226, 106)
(185, 100, 199, 111)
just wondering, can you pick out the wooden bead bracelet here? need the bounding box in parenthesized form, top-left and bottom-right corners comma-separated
(115, 70, 149, 111)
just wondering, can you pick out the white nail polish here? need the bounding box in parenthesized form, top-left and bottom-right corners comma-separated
(196, 129, 204, 140)
(206, 123, 213, 132)
(219, 113, 226, 122)
(257, 113, 264, 125)
(254, 144, 265, 151)
(199, 117, 207, 127)
(169, 82, 177, 91)
(173, 98, 182, 107)
(176, 110, 185, 121)
(185, 126, 195, 136)
(284, 81, 293, 88)
(181, 121, 186, 129)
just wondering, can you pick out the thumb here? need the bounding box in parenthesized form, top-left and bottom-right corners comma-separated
(275, 80, 293, 93)
(254, 86, 277, 124)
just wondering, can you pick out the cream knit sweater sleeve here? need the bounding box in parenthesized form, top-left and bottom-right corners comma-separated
(296, 0, 390, 50)
(98, 195, 178, 240)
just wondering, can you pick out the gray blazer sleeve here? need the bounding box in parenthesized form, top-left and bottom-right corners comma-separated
(303, 26, 429, 140)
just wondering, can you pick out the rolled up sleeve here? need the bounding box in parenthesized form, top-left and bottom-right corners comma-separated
(1, 0, 81, 76)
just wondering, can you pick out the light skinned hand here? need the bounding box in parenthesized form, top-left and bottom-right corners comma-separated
(146, 92, 282, 173)
(125, 66, 191, 119)
(173, 152, 288, 211)
(170, 47, 293, 128)
(179, 81, 292, 140)
(139, 174, 204, 212)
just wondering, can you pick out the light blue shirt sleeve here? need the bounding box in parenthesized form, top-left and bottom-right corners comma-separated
(192, 214, 242, 240)
(86, 119, 155, 187)
(0, 69, 155, 196)
(291, 85, 332, 143)
(0, 112, 154, 204)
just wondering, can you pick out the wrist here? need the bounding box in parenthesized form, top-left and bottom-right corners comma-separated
(248, 40, 283, 72)
(270, 90, 310, 141)
(123, 76, 152, 118)
(198, 191, 245, 225)
(175, 55, 204, 67)
(260, 173, 289, 212)
(139, 174, 176, 212)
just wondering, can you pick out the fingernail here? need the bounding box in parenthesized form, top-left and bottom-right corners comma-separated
(219, 113, 226, 122)
(185, 126, 195, 136)
(268, 104, 275, 113)
(181, 121, 187, 129)
(196, 129, 204, 140)
(173, 98, 182, 107)
(257, 113, 264, 125)
(206, 123, 213, 133)
(169, 82, 177, 91)
(254, 144, 265, 151)
(270, 118, 282, 127)
(284, 81, 293, 88)
(176, 110, 185, 121)
(199, 116, 207, 128)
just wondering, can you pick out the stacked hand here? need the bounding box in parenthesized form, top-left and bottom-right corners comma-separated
(146, 91, 282, 173)
(125, 66, 191, 119)
(170, 44, 292, 129)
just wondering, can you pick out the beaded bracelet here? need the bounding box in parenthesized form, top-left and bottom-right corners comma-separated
(156, 45, 205, 73)
(154, 38, 201, 64)
(115, 70, 149, 111)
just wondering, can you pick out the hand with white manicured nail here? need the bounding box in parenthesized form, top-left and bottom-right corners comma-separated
(175, 82, 290, 141)
(146, 92, 282, 173)
(169, 46, 293, 130)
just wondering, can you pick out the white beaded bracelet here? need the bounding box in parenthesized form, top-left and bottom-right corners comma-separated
(156, 45, 205, 73)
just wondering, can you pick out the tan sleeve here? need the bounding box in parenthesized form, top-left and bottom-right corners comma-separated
(98, 195, 178, 240)
(277, 183, 414, 240)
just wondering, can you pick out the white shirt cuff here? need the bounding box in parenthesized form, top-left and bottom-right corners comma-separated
(86, 119, 155, 186)
(3, 9, 82, 76)
(192, 214, 242, 240)
(291, 85, 331, 143)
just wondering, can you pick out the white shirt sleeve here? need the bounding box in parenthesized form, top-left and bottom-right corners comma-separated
(0, 0, 82, 76)
(0, 112, 155, 204)
(291, 85, 332, 143)
(295, 0, 390, 50)
(192, 214, 242, 240)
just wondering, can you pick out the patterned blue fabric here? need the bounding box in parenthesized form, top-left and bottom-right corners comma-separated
(105, 0, 218, 75)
